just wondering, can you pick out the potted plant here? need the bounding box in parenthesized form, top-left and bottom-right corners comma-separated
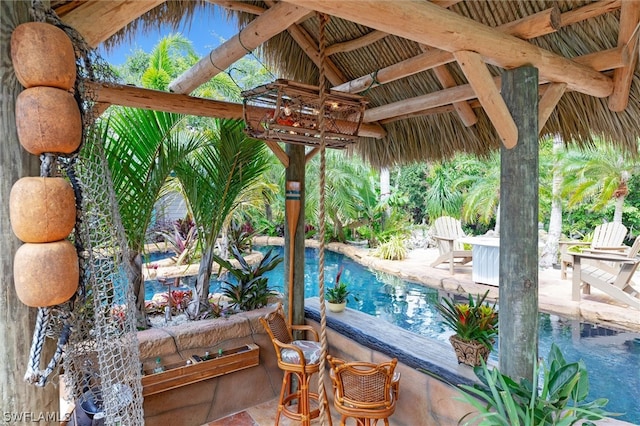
(458, 343, 614, 425)
(436, 290, 498, 366)
(326, 266, 357, 312)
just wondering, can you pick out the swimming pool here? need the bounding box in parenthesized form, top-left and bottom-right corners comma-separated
(145, 246, 640, 423)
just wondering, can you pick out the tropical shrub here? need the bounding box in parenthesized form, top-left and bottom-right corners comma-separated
(213, 246, 282, 311)
(373, 235, 408, 260)
(458, 343, 614, 426)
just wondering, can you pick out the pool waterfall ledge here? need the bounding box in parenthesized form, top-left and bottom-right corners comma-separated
(136, 301, 632, 426)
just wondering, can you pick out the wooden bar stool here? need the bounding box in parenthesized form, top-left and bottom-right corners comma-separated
(260, 304, 332, 426)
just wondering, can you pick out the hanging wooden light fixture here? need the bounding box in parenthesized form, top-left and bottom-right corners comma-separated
(242, 79, 367, 148)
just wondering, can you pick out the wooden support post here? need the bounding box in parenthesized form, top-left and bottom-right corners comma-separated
(285, 145, 306, 326)
(499, 66, 539, 382)
(1, 0, 59, 416)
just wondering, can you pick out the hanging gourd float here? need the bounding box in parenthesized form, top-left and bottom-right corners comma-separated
(9, 22, 81, 308)
(15, 86, 82, 155)
(13, 240, 79, 307)
(9, 177, 76, 243)
(10, 21, 76, 90)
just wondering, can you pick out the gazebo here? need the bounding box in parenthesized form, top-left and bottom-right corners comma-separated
(1, 0, 638, 423)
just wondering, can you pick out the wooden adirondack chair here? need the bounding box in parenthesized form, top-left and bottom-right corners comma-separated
(571, 236, 640, 310)
(430, 216, 472, 275)
(559, 222, 628, 279)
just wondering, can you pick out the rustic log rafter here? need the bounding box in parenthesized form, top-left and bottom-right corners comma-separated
(59, 0, 164, 48)
(84, 81, 386, 139)
(305, 147, 320, 163)
(331, 1, 617, 95)
(454, 50, 518, 149)
(363, 47, 626, 124)
(325, 30, 389, 56)
(264, 141, 290, 167)
(168, 2, 311, 94)
(205, 0, 266, 15)
(608, 0, 640, 111)
(419, 45, 477, 127)
(262, 0, 346, 85)
(62, 0, 631, 133)
(538, 83, 567, 133)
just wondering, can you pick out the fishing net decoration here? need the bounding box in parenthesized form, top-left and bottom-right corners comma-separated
(22, 2, 145, 424)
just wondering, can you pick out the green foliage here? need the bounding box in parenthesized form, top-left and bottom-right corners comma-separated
(436, 291, 498, 350)
(373, 235, 408, 260)
(425, 161, 465, 220)
(458, 344, 614, 426)
(213, 246, 282, 311)
(392, 163, 430, 223)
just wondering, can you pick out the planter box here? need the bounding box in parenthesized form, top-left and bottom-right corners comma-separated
(141, 344, 259, 396)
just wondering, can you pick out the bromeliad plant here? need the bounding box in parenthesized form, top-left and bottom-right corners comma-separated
(326, 266, 358, 304)
(436, 290, 498, 350)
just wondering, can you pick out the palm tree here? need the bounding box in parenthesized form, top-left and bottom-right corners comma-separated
(173, 119, 270, 316)
(140, 34, 198, 91)
(454, 152, 501, 231)
(539, 135, 564, 268)
(560, 141, 640, 225)
(101, 108, 210, 327)
(424, 161, 464, 220)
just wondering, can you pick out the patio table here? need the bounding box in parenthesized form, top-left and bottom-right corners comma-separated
(459, 236, 500, 286)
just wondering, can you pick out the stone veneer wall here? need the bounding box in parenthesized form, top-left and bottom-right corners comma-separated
(138, 306, 282, 426)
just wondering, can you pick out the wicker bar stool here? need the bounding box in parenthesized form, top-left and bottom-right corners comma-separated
(260, 304, 332, 426)
(327, 356, 400, 426)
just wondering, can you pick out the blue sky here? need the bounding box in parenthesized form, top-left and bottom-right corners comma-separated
(100, 7, 239, 65)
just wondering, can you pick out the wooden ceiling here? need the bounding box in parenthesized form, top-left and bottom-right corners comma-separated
(51, 0, 640, 166)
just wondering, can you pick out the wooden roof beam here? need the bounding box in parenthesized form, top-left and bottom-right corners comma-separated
(496, 7, 560, 39)
(364, 47, 625, 124)
(85, 81, 386, 139)
(326, 31, 389, 56)
(262, 0, 346, 85)
(205, 0, 266, 15)
(60, 0, 164, 48)
(332, 49, 454, 93)
(419, 45, 477, 127)
(332, 3, 596, 95)
(264, 141, 289, 167)
(561, 0, 621, 27)
(538, 83, 567, 132)
(608, 0, 640, 111)
(454, 51, 517, 149)
(431, 0, 463, 8)
(292, 0, 613, 98)
(169, 2, 311, 94)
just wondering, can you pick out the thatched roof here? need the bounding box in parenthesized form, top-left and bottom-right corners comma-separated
(52, 0, 640, 168)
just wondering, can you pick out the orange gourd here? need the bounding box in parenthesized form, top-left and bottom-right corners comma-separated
(13, 240, 79, 307)
(15, 86, 82, 155)
(10, 177, 76, 243)
(11, 22, 76, 90)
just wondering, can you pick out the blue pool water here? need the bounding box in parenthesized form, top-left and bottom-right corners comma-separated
(145, 246, 640, 423)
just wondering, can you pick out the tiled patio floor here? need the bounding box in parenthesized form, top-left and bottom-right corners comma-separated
(203, 398, 346, 426)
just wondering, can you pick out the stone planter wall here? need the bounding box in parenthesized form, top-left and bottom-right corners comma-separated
(137, 306, 282, 426)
